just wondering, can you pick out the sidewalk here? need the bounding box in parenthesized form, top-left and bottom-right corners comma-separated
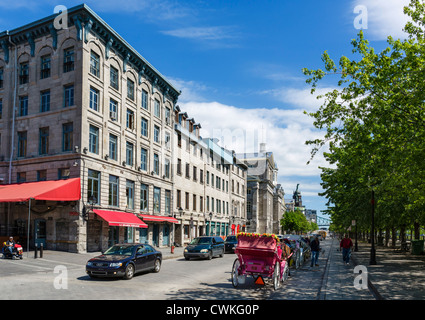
(350, 241, 425, 300)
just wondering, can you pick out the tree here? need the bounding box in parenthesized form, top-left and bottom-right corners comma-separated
(302, 0, 425, 237)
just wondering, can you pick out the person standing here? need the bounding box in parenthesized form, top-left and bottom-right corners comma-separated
(310, 236, 320, 267)
(340, 234, 353, 265)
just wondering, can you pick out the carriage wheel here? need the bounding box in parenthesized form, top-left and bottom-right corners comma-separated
(273, 263, 280, 290)
(231, 258, 240, 288)
(282, 262, 289, 282)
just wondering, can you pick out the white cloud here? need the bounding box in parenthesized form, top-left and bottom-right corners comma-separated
(351, 0, 411, 40)
(161, 26, 238, 41)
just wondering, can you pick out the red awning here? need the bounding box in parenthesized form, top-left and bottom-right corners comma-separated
(94, 209, 148, 228)
(0, 178, 81, 202)
(138, 214, 179, 224)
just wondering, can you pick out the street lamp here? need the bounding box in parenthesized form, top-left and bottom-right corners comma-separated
(83, 194, 97, 221)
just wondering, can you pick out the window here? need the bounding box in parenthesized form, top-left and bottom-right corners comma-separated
(153, 187, 161, 214)
(185, 192, 189, 210)
(177, 158, 182, 175)
(153, 153, 159, 175)
(62, 122, 73, 152)
(206, 196, 210, 211)
(63, 47, 74, 73)
(89, 87, 99, 111)
(41, 55, 51, 79)
(109, 134, 117, 160)
(37, 170, 47, 181)
(200, 169, 204, 184)
(126, 180, 135, 210)
(164, 159, 170, 178)
(154, 125, 160, 143)
(193, 166, 197, 181)
(141, 89, 148, 110)
(64, 85, 74, 107)
(154, 99, 160, 118)
(200, 196, 203, 212)
(0, 68, 3, 88)
(17, 172, 26, 183)
(141, 117, 148, 137)
(165, 190, 171, 215)
(177, 133, 182, 148)
(17, 131, 27, 157)
(110, 66, 119, 90)
(90, 51, 100, 77)
(19, 63, 29, 84)
(185, 163, 190, 178)
(39, 127, 49, 155)
(140, 184, 149, 212)
(87, 169, 100, 204)
(109, 175, 119, 207)
(89, 125, 99, 154)
(140, 147, 147, 171)
(19, 96, 28, 116)
(193, 194, 197, 211)
(126, 109, 134, 129)
(127, 79, 134, 100)
(165, 132, 171, 149)
(165, 107, 171, 125)
(126, 141, 134, 166)
(58, 168, 70, 180)
(109, 99, 118, 121)
(40, 90, 50, 112)
(177, 190, 181, 208)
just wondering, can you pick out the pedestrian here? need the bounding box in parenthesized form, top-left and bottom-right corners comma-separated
(340, 234, 353, 265)
(310, 236, 320, 267)
(6, 236, 15, 254)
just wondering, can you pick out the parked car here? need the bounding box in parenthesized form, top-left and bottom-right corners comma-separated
(184, 236, 224, 260)
(86, 243, 162, 280)
(224, 235, 238, 253)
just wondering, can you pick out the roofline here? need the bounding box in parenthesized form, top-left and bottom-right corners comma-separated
(0, 3, 180, 99)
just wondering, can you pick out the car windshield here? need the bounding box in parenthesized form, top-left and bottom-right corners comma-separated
(226, 236, 237, 242)
(103, 245, 134, 256)
(190, 237, 211, 245)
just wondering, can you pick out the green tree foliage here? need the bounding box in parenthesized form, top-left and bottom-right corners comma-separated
(302, 0, 425, 235)
(281, 209, 314, 233)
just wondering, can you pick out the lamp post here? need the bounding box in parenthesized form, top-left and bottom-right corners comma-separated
(370, 189, 377, 265)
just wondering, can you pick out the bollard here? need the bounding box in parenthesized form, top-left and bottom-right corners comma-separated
(171, 245, 175, 254)
(34, 244, 38, 259)
(40, 243, 43, 258)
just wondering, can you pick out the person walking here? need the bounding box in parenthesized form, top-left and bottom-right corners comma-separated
(310, 236, 320, 267)
(340, 234, 353, 265)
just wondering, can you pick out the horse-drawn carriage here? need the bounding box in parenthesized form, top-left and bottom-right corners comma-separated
(231, 233, 292, 290)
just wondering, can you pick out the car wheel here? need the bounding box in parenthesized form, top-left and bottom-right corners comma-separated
(153, 259, 161, 273)
(208, 251, 213, 260)
(123, 263, 135, 280)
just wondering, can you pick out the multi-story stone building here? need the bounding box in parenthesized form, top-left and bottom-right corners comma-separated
(172, 106, 247, 245)
(237, 143, 283, 234)
(0, 4, 180, 253)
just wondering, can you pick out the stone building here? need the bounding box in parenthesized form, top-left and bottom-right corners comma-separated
(0, 4, 180, 252)
(172, 106, 247, 245)
(237, 143, 282, 234)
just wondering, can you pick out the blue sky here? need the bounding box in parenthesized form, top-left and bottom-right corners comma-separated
(0, 0, 411, 219)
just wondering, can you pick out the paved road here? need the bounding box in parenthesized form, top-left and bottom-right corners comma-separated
(1, 238, 370, 300)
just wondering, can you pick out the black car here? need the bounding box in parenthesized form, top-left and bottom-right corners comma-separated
(224, 235, 238, 253)
(86, 243, 162, 280)
(184, 236, 224, 260)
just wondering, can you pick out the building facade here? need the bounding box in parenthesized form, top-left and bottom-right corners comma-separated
(237, 144, 282, 234)
(0, 4, 247, 253)
(173, 107, 247, 246)
(0, 5, 180, 253)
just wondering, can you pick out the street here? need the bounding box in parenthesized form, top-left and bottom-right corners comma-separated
(0, 239, 336, 300)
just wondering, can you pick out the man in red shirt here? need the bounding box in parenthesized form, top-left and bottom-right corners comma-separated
(340, 234, 353, 265)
